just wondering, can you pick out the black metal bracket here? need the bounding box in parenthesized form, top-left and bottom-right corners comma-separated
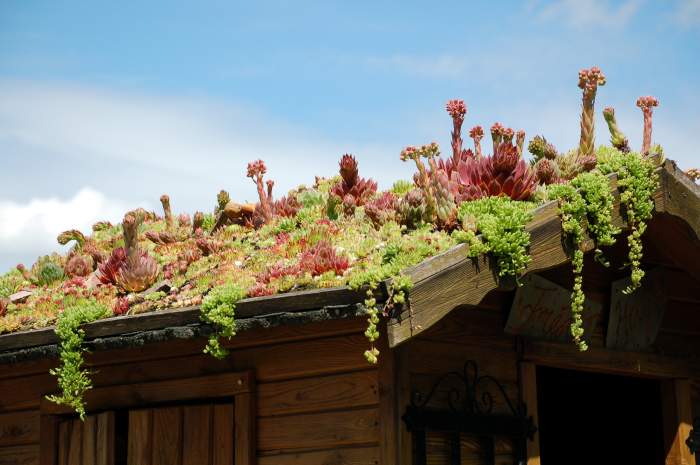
(402, 360, 537, 465)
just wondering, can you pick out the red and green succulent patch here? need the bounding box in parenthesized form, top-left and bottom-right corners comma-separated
(0, 67, 684, 417)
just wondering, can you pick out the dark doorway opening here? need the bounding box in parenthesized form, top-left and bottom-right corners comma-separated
(537, 366, 665, 465)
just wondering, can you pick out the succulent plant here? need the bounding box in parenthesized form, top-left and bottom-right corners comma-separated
(329, 154, 378, 215)
(686, 168, 700, 183)
(178, 213, 191, 228)
(98, 248, 127, 285)
(274, 195, 302, 218)
(301, 240, 349, 277)
(453, 140, 537, 202)
(113, 296, 130, 316)
(18, 254, 65, 286)
(192, 211, 205, 233)
(397, 189, 429, 229)
(65, 254, 93, 278)
(516, 130, 526, 157)
(577, 66, 606, 160)
(115, 250, 159, 293)
(602, 107, 630, 153)
(636, 96, 659, 155)
(92, 221, 113, 232)
(195, 237, 223, 256)
(365, 191, 399, 227)
(145, 230, 177, 245)
(0, 269, 24, 298)
(0, 298, 8, 317)
(528, 135, 558, 161)
(534, 158, 561, 185)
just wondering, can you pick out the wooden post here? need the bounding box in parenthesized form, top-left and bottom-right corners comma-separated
(396, 345, 413, 465)
(662, 379, 694, 465)
(519, 362, 540, 465)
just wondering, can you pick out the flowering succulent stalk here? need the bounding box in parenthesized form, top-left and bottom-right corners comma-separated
(577, 67, 606, 160)
(247, 159, 273, 223)
(490, 123, 505, 153)
(446, 99, 467, 161)
(528, 135, 558, 161)
(192, 211, 204, 233)
(216, 190, 230, 214)
(636, 96, 659, 155)
(502, 127, 514, 145)
(57, 230, 86, 248)
(160, 195, 173, 230)
(602, 107, 630, 153)
(400, 143, 440, 221)
(122, 214, 139, 253)
(515, 130, 526, 157)
(469, 126, 484, 158)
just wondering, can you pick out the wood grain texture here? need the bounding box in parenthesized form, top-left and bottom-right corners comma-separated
(152, 407, 182, 465)
(257, 446, 380, 465)
(257, 370, 378, 417)
(41, 371, 252, 415)
(182, 405, 211, 465)
(0, 444, 39, 465)
(127, 409, 152, 465)
(257, 408, 379, 452)
(0, 411, 39, 447)
(212, 404, 234, 465)
(234, 393, 255, 465)
(519, 362, 540, 465)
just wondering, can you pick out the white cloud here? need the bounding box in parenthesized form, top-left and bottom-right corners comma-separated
(0, 188, 145, 269)
(536, 0, 641, 28)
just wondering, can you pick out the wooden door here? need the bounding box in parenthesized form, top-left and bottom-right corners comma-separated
(127, 402, 235, 465)
(56, 412, 114, 465)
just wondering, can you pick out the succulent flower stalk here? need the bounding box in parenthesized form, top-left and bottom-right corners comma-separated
(515, 130, 526, 157)
(602, 107, 630, 153)
(160, 195, 173, 230)
(247, 159, 273, 224)
(400, 143, 440, 221)
(192, 211, 204, 233)
(446, 99, 467, 161)
(528, 135, 558, 161)
(216, 190, 230, 214)
(469, 126, 484, 158)
(57, 230, 86, 248)
(636, 96, 659, 155)
(122, 214, 139, 255)
(490, 123, 504, 153)
(330, 154, 378, 215)
(577, 67, 606, 160)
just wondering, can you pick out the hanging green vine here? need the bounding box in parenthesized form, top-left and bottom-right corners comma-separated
(548, 171, 620, 351)
(597, 150, 659, 293)
(46, 299, 110, 419)
(454, 197, 536, 279)
(200, 283, 245, 359)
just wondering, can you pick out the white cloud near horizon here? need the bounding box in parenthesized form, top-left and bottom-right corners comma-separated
(0, 188, 144, 268)
(535, 0, 642, 28)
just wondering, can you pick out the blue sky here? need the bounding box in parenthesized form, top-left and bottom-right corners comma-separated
(1, 0, 699, 271)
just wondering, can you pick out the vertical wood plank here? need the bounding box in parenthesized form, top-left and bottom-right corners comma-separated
(66, 420, 82, 465)
(57, 421, 69, 465)
(81, 416, 96, 465)
(128, 409, 152, 465)
(396, 346, 413, 465)
(183, 405, 211, 465)
(152, 406, 183, 465)
(662, 379, 694, 465)
(95, 412, 114, 465)
(378, 331, 397, 465)
(40, 415, 59, 465)
(519, 362, 540, 465)
(235, 394, 255, 465)
(212, 404, 234, 465)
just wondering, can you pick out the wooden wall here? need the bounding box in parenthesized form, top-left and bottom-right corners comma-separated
(0, 316, 390, 465)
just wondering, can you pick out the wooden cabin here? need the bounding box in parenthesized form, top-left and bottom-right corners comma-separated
(0, 160, 698, 465)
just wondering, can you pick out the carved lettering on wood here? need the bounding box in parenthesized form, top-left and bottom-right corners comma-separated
(506, 274, 602, 343)
(606, 268, 666, 351)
